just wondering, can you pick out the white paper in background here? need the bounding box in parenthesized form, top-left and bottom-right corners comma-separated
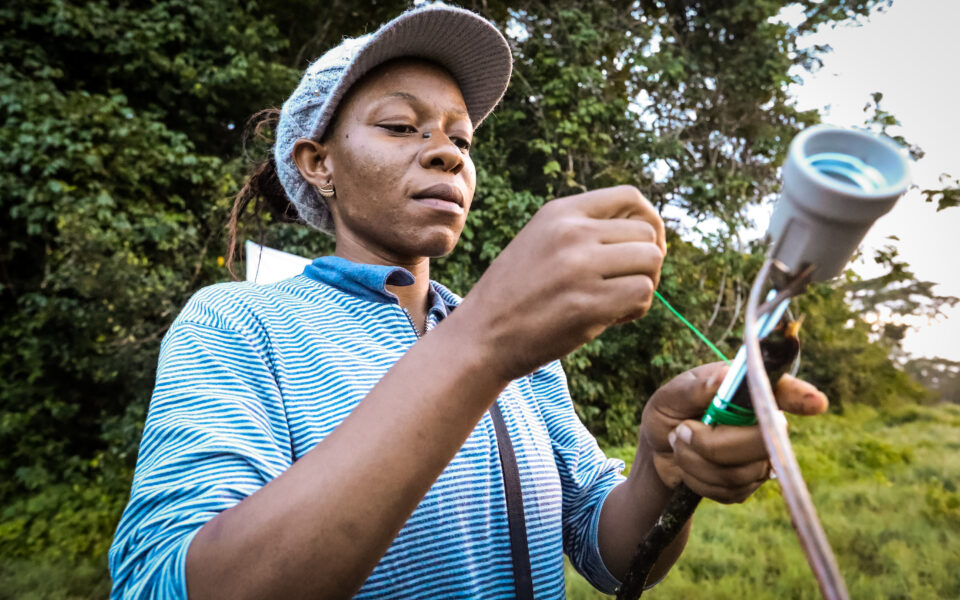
(244, 240, 311, 284)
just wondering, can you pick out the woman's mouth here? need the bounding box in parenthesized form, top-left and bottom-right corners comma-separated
(414, 197, 464, 214)
(412, 184, 465, 215)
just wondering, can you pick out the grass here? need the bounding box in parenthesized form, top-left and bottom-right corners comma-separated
(566, 402, 960, 599)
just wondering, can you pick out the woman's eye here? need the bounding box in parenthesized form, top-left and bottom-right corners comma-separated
(380, 124, 416, 134)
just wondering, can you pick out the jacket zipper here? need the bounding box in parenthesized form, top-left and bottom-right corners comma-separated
(401, 307, 422, 339)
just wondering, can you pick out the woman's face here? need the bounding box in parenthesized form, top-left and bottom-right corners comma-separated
(303, 59, 476, 264)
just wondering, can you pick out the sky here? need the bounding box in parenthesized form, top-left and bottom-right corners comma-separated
(781, 0, 960, 361)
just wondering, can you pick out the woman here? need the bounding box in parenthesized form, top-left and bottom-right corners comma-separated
(109, 3, 828, 599)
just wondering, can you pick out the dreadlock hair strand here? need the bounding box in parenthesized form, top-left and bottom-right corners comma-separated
(226, 108, 303, 280)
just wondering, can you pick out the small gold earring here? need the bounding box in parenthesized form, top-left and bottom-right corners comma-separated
(316, 182, 335, 199)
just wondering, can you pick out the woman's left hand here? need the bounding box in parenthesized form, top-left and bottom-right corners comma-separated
(638, 362, 829, 503)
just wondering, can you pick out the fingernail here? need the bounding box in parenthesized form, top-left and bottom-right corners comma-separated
(803, 392, 826, 413)
(706, 374, 718, 389)
(706, 370, 726, 390)
(668, 430, 677, 450)
(675, 424, 692, 445)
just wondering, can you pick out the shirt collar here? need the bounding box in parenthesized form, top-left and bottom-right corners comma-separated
(302, 255, 452, 318)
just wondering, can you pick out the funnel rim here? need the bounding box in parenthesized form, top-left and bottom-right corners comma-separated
(790, 125, 911, 200)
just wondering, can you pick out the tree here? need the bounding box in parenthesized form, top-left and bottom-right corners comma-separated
(904, 357, 960, 404)
(1, 0, 931, 592)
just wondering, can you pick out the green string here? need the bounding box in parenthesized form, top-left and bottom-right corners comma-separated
(654, 291, 731, 365)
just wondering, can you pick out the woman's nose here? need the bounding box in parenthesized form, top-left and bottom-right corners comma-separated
(419, 132, 464, 175)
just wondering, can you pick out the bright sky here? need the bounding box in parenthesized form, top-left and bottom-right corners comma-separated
(782, 0, 960, 361)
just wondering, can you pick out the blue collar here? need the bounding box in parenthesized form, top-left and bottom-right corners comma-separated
(302, 255, 453, 318)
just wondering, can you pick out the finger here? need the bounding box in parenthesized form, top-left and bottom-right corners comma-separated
(594, 242, 663, 280)
(568, 185, 648, 218)
(774, 374, 829, 416)
(649, 363, 728, 421)
(680, 469, 763, 505)
(671, 439, 770, 487)
(671, 420, 768, 466)
(595, 218, 658, 244)
(601, 273, 655, 323)
(568, 186, 666, 254)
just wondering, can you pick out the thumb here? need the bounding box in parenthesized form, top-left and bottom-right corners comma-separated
(652, 362, 728, 421)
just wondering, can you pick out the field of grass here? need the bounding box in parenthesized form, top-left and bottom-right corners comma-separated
(567, 402, 960, 599)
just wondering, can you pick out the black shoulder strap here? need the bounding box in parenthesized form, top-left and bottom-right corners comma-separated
(488, 401, 535, 600)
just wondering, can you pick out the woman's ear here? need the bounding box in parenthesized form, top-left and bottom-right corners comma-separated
(292, 138, 334, 187)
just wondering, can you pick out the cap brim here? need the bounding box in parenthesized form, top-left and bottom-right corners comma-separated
(311, 4, 513, 140)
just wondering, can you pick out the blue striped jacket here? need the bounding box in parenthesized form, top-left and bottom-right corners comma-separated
(109, 256, 626, 598)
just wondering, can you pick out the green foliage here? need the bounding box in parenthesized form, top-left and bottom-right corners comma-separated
(845, 243, 958, 323)
(862, 91, 958, 213)
(903, 357, 960, 404)
(922, 173, 960, 212)
(0, 473, 129, 562)
(0, 64, 228, 498)
(566, 403, 960, 599)
(0, 558, 111, 600)
(862, 91, 924, 160)
(0, 0, 945, 596)
(861, 90, 958, 214)
(790, 282, 929, 411)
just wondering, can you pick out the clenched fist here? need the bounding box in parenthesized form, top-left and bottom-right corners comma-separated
(457, 186, 666, 382)
(638, 363, 829, 503)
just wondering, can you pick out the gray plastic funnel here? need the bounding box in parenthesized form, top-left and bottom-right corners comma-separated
(767, 125, 911, 282)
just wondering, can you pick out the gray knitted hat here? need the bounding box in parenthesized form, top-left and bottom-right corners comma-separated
(274, 2, 513, 234)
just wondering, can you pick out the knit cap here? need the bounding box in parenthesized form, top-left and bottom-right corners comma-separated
(274, 2, 513, 234)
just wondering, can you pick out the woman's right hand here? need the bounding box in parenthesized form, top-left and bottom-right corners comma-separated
(455, 185, 666, 383)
